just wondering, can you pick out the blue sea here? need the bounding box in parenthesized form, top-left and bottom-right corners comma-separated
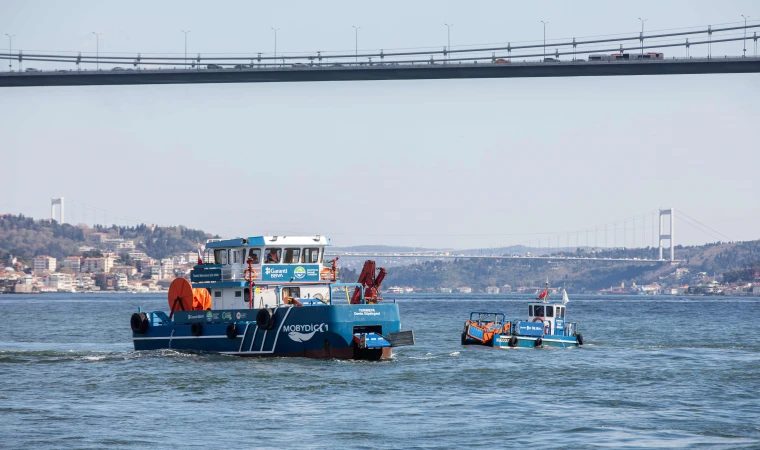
(1, 293, 759, 449)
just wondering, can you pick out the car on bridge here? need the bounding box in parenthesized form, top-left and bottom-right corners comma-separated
(25, 67, 41, 72)
(207, 64, 223, 69)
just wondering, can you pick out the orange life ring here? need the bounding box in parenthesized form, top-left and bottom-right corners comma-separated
(532, 317, 544, 323)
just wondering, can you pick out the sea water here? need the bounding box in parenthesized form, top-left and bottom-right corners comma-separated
(1, 293, 758, 449)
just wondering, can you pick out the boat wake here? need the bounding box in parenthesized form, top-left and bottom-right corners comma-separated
(408, 351, 460, 360)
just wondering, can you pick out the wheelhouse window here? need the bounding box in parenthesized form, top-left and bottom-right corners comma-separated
(546, 306, 554, 317)
(559, 307, 565, 318)
(533, 305, 544, 317)
(264, 248, 281, 264)
(529, 305, 533, 316)
(214, 249, 228, 265)
(283, 248, 301, 264)
(247, 248, 261, 264)
(302, 247, 320, 263)
(232, 249, 242, 264)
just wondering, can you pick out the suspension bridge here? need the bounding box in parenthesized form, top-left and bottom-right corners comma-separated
(3, 21, 760, 87)
(48, 197, 736, 264)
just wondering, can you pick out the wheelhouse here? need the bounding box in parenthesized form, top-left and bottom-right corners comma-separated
(528, 302, 567, 336)
(192, 235, 335, 309)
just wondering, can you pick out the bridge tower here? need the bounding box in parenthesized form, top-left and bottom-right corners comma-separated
(51, 197, 65, 224)
(658, 208, 674, 261)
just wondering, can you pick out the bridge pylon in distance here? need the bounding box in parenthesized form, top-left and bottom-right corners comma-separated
(658, 208, 674, 261)
(51, 197, 65, 224)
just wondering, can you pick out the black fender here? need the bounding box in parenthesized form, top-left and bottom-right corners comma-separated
(226, 323, 238, 339)
(190, 322, 204, 337)
(256, 308, 274, 330)
(130, 312, 149, 334)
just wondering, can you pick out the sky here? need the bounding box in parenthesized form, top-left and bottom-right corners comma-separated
(1, 0, 759, 249)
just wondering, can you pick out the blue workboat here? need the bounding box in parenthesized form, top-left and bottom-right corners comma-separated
(130, 235, 414, 360)
(461, 285, 583, 348)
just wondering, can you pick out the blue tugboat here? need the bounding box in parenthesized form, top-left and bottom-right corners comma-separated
(461, 284, 582, 348)
(131, 235, 414, 360)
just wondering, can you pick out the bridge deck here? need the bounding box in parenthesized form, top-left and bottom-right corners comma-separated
(2, 58, 759, 88)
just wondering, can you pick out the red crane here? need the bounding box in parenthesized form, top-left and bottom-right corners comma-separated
(350, 260, 387, 304)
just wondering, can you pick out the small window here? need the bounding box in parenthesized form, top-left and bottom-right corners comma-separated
(283, 248, 301, 264)
(534, 305, 544, 317)
(235, 290, 242, 298)
(244, 288, 250, 302)
(214, 290, 222, 298)
(302, 248, 320, 263)
(214, 249, 228, 265)
(546, 306, 554, 317)
(247, 249, 261, 264)
(232, 250, 242, 264)
(528, 305, 533, 316)
(283, 287, 300, 300)
(560, 307, 565, 319)
(264, 248, 282, 264)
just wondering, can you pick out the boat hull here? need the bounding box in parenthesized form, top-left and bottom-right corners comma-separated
(491, 334, 579, 348)
(132, 303, 403, 360)
(462, 333, 579, 348)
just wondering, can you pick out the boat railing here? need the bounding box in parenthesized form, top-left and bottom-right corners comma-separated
(221, 265, 245, 281)
(468, 312, 505, 325)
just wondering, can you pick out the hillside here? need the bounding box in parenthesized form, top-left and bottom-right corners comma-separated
(0, 214, 215, 263)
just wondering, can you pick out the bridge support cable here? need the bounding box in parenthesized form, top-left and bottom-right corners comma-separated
(676, 211, 733, 242)
(1, 23, 760, 69)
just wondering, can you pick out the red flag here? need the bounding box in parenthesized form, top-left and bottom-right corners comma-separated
(537, 289, 547, 300)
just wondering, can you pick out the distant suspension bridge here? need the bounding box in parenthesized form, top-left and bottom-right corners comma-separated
(49, 198, 734, 264)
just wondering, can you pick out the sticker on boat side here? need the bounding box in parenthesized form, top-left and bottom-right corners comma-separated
(282, 323, 328, 342)
(354, 308, 380, 316)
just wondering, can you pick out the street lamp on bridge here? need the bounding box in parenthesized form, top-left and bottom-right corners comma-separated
(352, 26, 361, 64)
(92, 32, 103, 70)
(638, 18, 648, 55)
(4, 34, 14, 72)
(742, 15, 750, 57)
(540, 21, 549, 61)
(444, 23, 453, 62)
(271, 28, 280, 67)
(181, 30, 190, 69)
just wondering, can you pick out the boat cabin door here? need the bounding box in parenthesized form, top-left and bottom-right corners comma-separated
(554, 305, 565, 336)
(544, 305, 555, 335)
(529, 303, 553, 336)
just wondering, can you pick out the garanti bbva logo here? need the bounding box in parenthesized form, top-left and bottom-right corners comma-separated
(293, 266, 306, 279)
(282, 323, 328, 342)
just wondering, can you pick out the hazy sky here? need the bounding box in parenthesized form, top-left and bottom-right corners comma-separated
(1, 0, 759, 249)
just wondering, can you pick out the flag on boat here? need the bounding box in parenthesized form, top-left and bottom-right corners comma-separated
(562, 288, 569, 304)
(537, 289, 548, 300)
